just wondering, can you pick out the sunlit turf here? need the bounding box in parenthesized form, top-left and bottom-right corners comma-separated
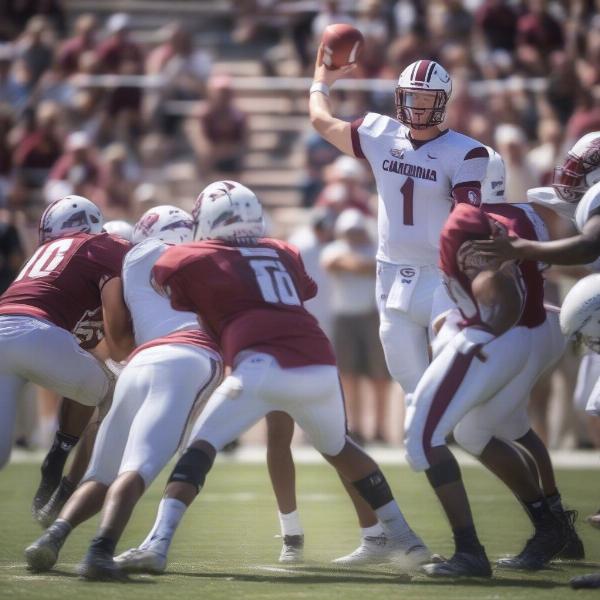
(1, 458, 599, 599)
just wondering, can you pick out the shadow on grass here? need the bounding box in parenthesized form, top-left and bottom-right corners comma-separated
(173, 569, 563, 588)
(40, 569, 157, 584)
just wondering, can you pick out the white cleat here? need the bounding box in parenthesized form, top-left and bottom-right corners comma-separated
(332, 534, 390, 566)
(278, 535, 304, 564)
(113, 547, 167, 574)
(333, 533, 431, 569)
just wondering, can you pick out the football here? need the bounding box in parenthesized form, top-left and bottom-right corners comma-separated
(320, 24, 364, 70)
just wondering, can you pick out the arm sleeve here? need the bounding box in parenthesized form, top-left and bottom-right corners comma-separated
(451, 146, 489, 207)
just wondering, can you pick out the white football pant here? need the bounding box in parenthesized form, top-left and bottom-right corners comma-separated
(376, 261, 453, 393)
(405, 311, 565, 471)
(574, 352, 600, 416)
(0, 315, 114, 469)
(187, 351, 347, 456)
(83, 343, 221, 487)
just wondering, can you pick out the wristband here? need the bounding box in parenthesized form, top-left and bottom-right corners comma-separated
(310, 81, 330, 96)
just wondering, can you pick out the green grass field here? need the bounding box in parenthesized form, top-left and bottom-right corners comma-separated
(1, 458, 599, 599)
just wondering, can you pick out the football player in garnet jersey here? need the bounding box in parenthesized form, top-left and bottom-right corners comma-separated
(404, 198, 574, 577)
(309, 51, 488, 562)
(24, 206, 225, 579)
(0, 196, 133, 515)
(67, 181, 431, 581)
(471, 132, 600, 268)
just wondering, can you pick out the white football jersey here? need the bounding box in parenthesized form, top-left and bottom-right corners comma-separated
(123, 237, 200, 346)
(352, 113, 488, 265)
(575, 181, 600, 272)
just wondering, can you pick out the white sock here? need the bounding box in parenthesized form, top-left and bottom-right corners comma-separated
(374, 500, 413, 541)
(278, 510, 303, 537)
(361, 522, 384, 538)
(139, 498, 187, 555)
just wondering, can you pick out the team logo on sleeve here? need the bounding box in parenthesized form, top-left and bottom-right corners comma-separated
(390, 148, 405, 160)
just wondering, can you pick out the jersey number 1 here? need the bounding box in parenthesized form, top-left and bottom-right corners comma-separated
(401, 177, 414, 226)
(249, 259, 301, 306)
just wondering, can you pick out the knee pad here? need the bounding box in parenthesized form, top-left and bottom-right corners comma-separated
(168, 447, 214, 492)
(425, 456, 462, 489)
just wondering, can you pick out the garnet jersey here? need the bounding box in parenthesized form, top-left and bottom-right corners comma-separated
(440, 202, 546, 330)
(152, 238, 336, 368)
(351, 113, 489, 265)
(0, 232, 129, 347)
(122, 237, 219, 356)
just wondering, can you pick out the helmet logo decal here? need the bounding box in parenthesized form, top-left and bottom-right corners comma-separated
(136, 212, 160, 236)
(61, 210, 91, 231)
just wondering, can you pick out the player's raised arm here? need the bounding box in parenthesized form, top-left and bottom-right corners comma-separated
(101, 276, 134, 361)
(471, 214, 600, 266)
(309, 44, 357, 156)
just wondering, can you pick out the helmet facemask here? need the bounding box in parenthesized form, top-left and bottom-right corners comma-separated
(395, 88, 448, 130)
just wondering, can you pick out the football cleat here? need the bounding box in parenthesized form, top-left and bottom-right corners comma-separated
(279, 534, 304, 564)
(25, 528, 66, 572)
(571, 572, 600, 589)
(31, 476, 60, 520)
(554, 510, 584, 560)
(36, 477, 76, 529)
(586, 509, 600, 529)
(496, 522, 566, 570)
(113, 547, 167, 574)
(422, 550, 492, 578)
(78, 548, 127, 581)
(332, 534, 388, 566)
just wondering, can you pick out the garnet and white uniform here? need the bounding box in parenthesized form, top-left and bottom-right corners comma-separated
(0, 232, 129, 468)
(351, 114, 488, 391)
(404, 203, 565, 471)
(83, 238, 222, 487)
(152, 238, 347, 456)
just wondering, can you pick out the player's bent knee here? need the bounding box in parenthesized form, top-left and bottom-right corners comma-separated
(168, 446, 214, 493)
(425, 455, 462, 488)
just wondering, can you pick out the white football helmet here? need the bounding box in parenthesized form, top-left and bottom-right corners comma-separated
(560, 273, 600, 352)
(103, 220, 134, 242)
(552, 131, 600, 203)
(39, 195, 103, 243)
(192, 180, 265, 242)
(395, 60, 452, 129)
(132, 205, 194, 245)
(481, 147, 505, 204)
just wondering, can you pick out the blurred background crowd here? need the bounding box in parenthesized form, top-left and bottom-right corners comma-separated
(2, 0, 600, 453)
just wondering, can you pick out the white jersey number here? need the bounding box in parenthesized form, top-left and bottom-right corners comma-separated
(249, 259, 301, 306)
(15, 238, 74, 281)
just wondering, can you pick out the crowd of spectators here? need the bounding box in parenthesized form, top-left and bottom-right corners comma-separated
(3, 0, 600, 448)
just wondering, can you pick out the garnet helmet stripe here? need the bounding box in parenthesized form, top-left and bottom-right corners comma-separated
(414, 59, 431, 82)
(425, 61, 436, 83)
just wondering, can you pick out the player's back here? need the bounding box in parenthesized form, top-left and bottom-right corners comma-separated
(0, 232, 129, 347)
(440, 203, 545, 329)
(123, 238, 202, 346)
(153, 237, 336, 368)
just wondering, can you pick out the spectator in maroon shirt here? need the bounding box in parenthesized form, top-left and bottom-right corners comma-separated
(95, 13, 142, 75)
(13, 101, 63, 187)
(475, 0, 518, 52)
(186, 74, 248, 175)
(57, 13, 97, 76)
(516, 0, 564, 61)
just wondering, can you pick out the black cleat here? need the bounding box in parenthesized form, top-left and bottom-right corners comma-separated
(421, 550, 492, 578)
(555, 510, 584, 560)
(78, 548, 128, 581)
(571, 572, 600, 589)
(36, 478, 76, 529)
(25, 529, 66, 572)
(31, 474, 60, 518)
(496, 521, 566, 571)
